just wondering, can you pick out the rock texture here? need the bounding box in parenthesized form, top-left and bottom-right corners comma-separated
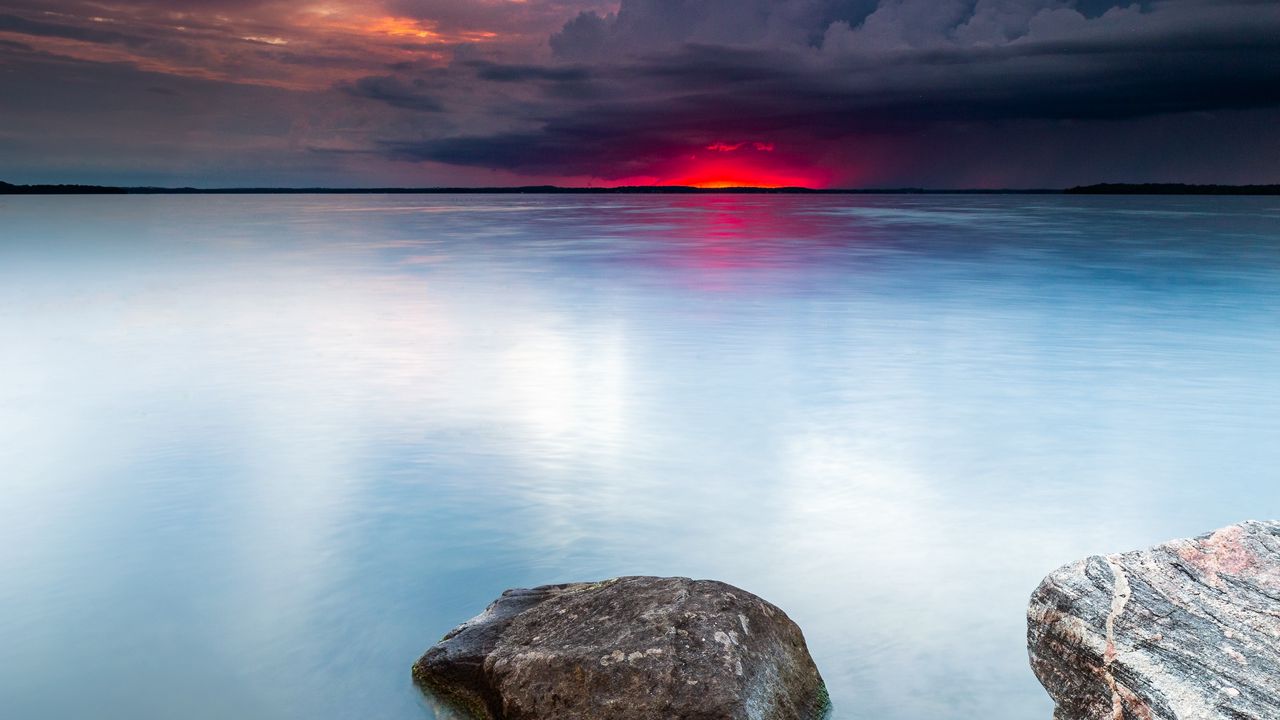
(1028, 520, 1280, 720)
(413, 576, 829, 720)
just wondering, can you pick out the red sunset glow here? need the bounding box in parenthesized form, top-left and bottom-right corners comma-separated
(611, 143, 829, 189)
(666, 164, 824, 189)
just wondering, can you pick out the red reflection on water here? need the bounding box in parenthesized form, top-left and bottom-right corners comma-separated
(618, 195, 858, 292)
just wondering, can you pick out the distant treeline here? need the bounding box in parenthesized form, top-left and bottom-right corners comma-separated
(3, 180, 1279, 195)
(1067, 183, 1280, 195)
(0, 181, 1047, 195)
(0, 180, 128, 194)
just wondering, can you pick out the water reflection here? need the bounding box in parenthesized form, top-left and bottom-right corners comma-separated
(1, 194, 1278, 720)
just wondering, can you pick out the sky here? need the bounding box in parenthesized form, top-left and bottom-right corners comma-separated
(0, 0, 1278, 188)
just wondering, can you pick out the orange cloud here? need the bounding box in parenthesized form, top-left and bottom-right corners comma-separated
(296, 8, 503, 45)
(0, 3, 511, 91)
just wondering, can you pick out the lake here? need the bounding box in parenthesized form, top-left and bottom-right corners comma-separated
(2, 193, 1279, 719)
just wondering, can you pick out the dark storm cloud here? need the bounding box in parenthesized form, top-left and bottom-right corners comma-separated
(339, 75, 445, 111)
(384, 14, 1280, 174)
(355, 0, 1280, 180)
(549, 0, 885, 59)
(466, 60, 590, 83)
(383, 119, 690, 176)
(0, 12, 149, 47)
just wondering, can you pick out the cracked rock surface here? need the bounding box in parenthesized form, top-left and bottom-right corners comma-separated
(413, 576, 829, 720)
(1028, 520, 1280, 720)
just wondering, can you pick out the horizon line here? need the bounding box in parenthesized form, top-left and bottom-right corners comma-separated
(3, 181, 1280, 196)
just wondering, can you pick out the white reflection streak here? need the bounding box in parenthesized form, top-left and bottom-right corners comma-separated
(499, 323, 628, 461)
(218, 271, 462, 648)
(492, 319, 632, 557)
(776, 431, 941, 574)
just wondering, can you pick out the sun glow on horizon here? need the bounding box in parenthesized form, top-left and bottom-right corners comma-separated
(606, 169, 824, 190)
(677, 177, 806, 189)
(662, 162, 825, 190)
(615, 143, 828, 189)
(605, 173, 821, 189)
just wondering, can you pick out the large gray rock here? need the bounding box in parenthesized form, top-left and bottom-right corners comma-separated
(1028, 520, 1280, 720)
(413, 576, 829, 720)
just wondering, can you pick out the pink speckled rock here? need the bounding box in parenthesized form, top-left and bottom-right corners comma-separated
(1028, 521, 1280, 720)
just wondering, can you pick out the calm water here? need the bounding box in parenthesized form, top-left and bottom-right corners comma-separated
(3, 194, 1279, 719)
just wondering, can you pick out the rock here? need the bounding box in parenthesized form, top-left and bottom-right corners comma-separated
(1028, 520, 1280, 720)
(413, 576, 830, 720)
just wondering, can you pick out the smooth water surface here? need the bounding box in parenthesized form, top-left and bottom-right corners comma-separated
(3, 194, 1279, 719)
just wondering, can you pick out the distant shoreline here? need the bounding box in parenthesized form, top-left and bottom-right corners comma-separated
(2, 181, 1278, 196)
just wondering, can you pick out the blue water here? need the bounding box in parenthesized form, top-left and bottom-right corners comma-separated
(2, 194, 1279, 719)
